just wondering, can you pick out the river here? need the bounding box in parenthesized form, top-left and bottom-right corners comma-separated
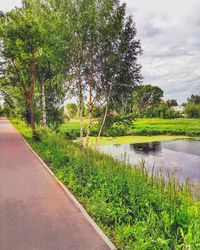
(98, 139, 200, 182)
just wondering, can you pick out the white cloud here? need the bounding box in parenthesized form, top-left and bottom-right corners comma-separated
(124, 0, 200, 104)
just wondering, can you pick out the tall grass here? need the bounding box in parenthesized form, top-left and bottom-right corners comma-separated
(11, 118, 200, 249)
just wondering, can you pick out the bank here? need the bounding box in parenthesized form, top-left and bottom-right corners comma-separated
(11, 118, 200, 250)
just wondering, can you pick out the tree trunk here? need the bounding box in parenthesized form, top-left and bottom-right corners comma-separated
(25, 98, 31, 125)
(95, 84, 112, 147)
(41, 75, 47, 127)
(97, 84, 112, 139)
(98, 103, 108, 138)
(25, 89, 37, 139)
(85, 70, 93, 148)
(78, 77, 84, 149)
(94, 103, 108, 149)
(29, 51, 38, 140)
(29, 93, 35, 132)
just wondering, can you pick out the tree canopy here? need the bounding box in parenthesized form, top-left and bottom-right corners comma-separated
(0, 0, 142, 144)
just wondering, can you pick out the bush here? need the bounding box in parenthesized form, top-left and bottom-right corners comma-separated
(184, 104, 200, 118)
(102, 114, 135, 136)
(152, 104, 181, 119)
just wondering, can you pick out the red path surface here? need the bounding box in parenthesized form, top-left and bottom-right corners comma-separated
(0, 118, 112, 250)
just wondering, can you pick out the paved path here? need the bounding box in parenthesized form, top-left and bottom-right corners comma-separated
(0, 118, 113, 250)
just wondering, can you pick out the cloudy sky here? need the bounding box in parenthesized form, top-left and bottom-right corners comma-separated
(1, 0, 200, 104)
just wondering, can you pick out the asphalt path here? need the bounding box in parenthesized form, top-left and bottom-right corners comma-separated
(0, 118, 112, 250)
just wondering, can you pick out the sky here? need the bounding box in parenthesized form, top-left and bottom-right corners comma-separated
(1, 0, 200, 104)
(126, 0, 200, 104)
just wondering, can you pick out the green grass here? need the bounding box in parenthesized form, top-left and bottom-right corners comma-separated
(11, 118, 200, 250)
(133, 118, 200, 136)
(60, 118, 200, 143)
(60, 118, 89, 130)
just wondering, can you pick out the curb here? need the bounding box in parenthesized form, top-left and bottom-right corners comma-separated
(10, 121, 117, 250)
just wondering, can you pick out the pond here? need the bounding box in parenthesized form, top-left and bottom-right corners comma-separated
(98, 139, 200, 182)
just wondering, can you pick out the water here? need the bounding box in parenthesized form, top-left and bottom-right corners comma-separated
(98, 139, 200, 182)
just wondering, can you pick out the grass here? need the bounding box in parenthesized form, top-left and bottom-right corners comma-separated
(133, 118, 200, 136)
(59, 118, 200, 144)
(11, 118, 200, 250)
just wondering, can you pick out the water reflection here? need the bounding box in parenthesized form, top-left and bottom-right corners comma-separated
(98, 139, 200, 182)
(130, 142, 161, 155)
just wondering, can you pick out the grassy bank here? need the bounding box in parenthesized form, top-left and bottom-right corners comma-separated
(12, 118, 200, 250)
(60, 118, 200, 138)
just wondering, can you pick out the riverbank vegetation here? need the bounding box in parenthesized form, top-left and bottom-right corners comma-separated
(184, 104, 200, 118)
(59, 118, 200, 140)
(11, 118, 200, 249)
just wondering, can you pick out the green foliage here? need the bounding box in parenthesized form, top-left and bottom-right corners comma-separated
(84, 104, 103, 118)
(66, 103, 78, 118)
(1, 0, 142, 144)
(131, 86, 181, 119)
(184, 104, 200, 118)
(132, 85, 163, 116)
(0, 0, 70, 129)
(152, 103, 181, 119)
(12, 118, 200, 250)
(166, 99, 178, 107)
(0, 103, 14, 117)
(187, 94, 200, 105)
(103, 113, 135, 136)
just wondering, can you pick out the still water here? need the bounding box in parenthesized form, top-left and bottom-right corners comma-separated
(98, 139, 200, 181)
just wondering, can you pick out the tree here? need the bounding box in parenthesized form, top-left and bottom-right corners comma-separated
(95, 6, 142, 140)
(184, 103, 200, 118)
(66, 103, 78, 118)
(132, 85, 163, 116)
(166, 99, 178, 107)
(0, 6, 44, 138)
(66, 0, 142, 147)
(1, 0, 142, 147)
(187, 94, 200, 105)
(153, 103, 181, 119)
(0, 0, 70, 131)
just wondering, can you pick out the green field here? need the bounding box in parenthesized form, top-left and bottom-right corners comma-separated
(133, 118, 200, 136)
(59, 118, 200, 143)
(11, 118, 200, 250)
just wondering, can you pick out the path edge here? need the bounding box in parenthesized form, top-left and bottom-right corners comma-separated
(11, 121, 117, 250)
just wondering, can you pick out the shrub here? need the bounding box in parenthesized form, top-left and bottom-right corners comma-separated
(102, 114, 135, 136)
(184, 104, 200, 118)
